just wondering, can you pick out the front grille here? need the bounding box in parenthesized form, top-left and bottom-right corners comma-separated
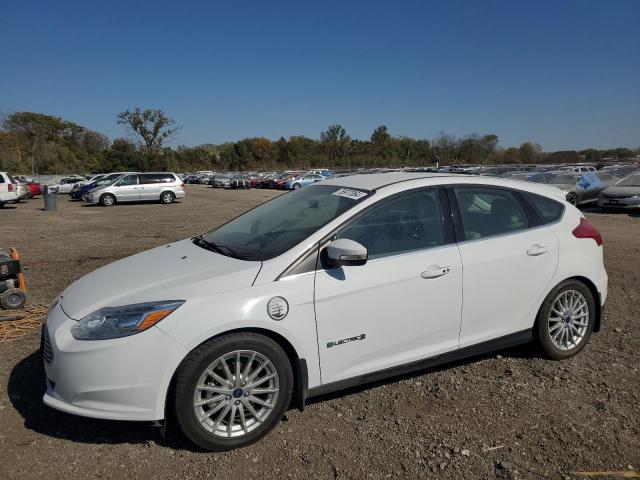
(603, 194, 634, 199)
(42, 326, 54, 364)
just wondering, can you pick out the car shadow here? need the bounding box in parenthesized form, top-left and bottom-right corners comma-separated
(10, 342, 538, 450)
(306, 342, 539, 406)
(8, 350, 197, 451)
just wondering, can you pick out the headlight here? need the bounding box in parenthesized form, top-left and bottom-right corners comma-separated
(71, 300, 184, 340)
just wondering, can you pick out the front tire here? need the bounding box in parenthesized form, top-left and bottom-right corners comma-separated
(566, 192, 578, 206)
(100, 193, 116, 207)
(173, 332, 293, 451)
(293, 183, 301, 190)
(536, 279, 596, 360)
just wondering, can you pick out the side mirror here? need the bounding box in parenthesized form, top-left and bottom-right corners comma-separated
(326, 239, 368, 267)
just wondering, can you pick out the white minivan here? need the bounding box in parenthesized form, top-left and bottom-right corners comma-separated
(0, 172, 19, 207)
(42, 173, 607, 450)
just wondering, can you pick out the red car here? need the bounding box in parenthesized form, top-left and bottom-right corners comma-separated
(26, 182, 42, 197)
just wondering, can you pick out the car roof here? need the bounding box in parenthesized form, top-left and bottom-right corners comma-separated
(322, 172, 453, 190)
(321, 172, 567, 201)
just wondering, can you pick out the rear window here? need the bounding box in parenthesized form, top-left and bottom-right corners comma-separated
(525, 193, 565, 224)
(139, 173, 176, 184)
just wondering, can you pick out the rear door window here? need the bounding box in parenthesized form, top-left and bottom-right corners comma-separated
(452, 187, 529, 240)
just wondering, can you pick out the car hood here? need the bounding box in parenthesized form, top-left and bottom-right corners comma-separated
(60, 238, 262, 320)
(601, 186, 640, 196)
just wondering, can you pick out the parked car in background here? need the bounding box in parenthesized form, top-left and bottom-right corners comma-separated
(211, 174, 231, 188)
(183, 174, 200, 184)
(52, 177, 86, 194)
(598, 173, 640, 210)
(287, 172, 325, 189)
(0, 172, 18, 207)
(560, 166, 597, 173)
(70, 173, 129, 201)
(14, 182, 31, 201)
(25, 181, 42, 197)
(13, 175, 33, 184)
(533, 172, 617, 206)
(229, 174, 251, 189)
(84, 172, 185, 206)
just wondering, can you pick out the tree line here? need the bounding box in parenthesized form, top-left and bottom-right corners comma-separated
(0, 109, 637, 175)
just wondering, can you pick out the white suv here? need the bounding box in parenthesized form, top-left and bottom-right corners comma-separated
(42, 173, 607, 450)
(0, 172, 18, 207)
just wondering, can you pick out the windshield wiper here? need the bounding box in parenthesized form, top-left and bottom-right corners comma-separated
(192, 235, 238, 258)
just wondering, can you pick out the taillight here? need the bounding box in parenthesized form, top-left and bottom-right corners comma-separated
(8, 184, 13, 192)
(572, 217, 603, 246)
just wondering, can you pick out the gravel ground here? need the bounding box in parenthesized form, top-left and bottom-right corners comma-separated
(0, 186, 638, 480)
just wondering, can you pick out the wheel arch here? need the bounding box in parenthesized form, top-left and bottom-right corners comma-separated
(164, 327, 308, 423)
(535, 275, 602, 333)
(100, 192, 116, 205)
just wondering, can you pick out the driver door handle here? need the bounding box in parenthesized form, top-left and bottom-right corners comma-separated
(527, 244, 548, 256)
(421, 266, 451, 279)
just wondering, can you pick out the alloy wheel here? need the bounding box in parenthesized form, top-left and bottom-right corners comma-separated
(192, 350, 279, 438)
(548, 289, 589, 351)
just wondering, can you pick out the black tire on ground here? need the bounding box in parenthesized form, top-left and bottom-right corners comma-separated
(293, 183, 301, 190)
(99, 193, 116, 207)
(535, 279, 596, 360)
(173, 332, 293, 451)
(566, 193, 578, 206)
(160, 191, 175, 204)
(0, 288, 27, 309)
(81, 193, 89, 202)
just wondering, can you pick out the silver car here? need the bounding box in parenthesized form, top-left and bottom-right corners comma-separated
(84, 172, 185, 207)
(533, 172, 618, 207)
(598, 173, 640, 210)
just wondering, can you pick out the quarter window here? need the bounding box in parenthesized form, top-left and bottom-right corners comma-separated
(336, 189, 445, 260)
(453, 187, 529, 240)
(525, 193, 564, 224)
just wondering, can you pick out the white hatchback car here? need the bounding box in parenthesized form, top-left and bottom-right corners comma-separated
(42, 173, 607, 450)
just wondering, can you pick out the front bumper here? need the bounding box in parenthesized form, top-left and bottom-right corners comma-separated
(42, 302, 188, 421)
(83, 193, 100, 204)
(598, 197, 640, 209)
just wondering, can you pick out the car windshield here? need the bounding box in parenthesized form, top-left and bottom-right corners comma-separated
(198, 184, 371, 261)
(615, 175, 640, 187)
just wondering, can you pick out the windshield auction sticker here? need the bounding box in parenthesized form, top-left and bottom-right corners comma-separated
(332, 188, 368, 200)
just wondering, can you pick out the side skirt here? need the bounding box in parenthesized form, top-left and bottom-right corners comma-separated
(306, 329, 532, 400)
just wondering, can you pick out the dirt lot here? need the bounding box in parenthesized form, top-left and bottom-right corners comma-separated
(1, 185, 639, 480)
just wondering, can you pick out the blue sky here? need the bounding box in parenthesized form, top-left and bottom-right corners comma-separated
(1, 0, 638, 151)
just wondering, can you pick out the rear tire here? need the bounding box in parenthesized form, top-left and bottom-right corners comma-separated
(100, 193, 116, 207)
(566, 193, 578, 206)
(535, 279, 596, 360)
(160, 191, 175, 204)
(173, 332, 293, 451)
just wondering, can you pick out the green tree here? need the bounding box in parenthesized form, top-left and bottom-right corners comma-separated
(117, 108, 180, 157)
(2, 111, 76, 173)
(320, 124, 351, 166)
(370, 125, 392, 161)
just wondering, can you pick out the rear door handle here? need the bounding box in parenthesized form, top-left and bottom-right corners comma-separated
(421, 266, 451, 279)
(527, 244, 548, 256)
